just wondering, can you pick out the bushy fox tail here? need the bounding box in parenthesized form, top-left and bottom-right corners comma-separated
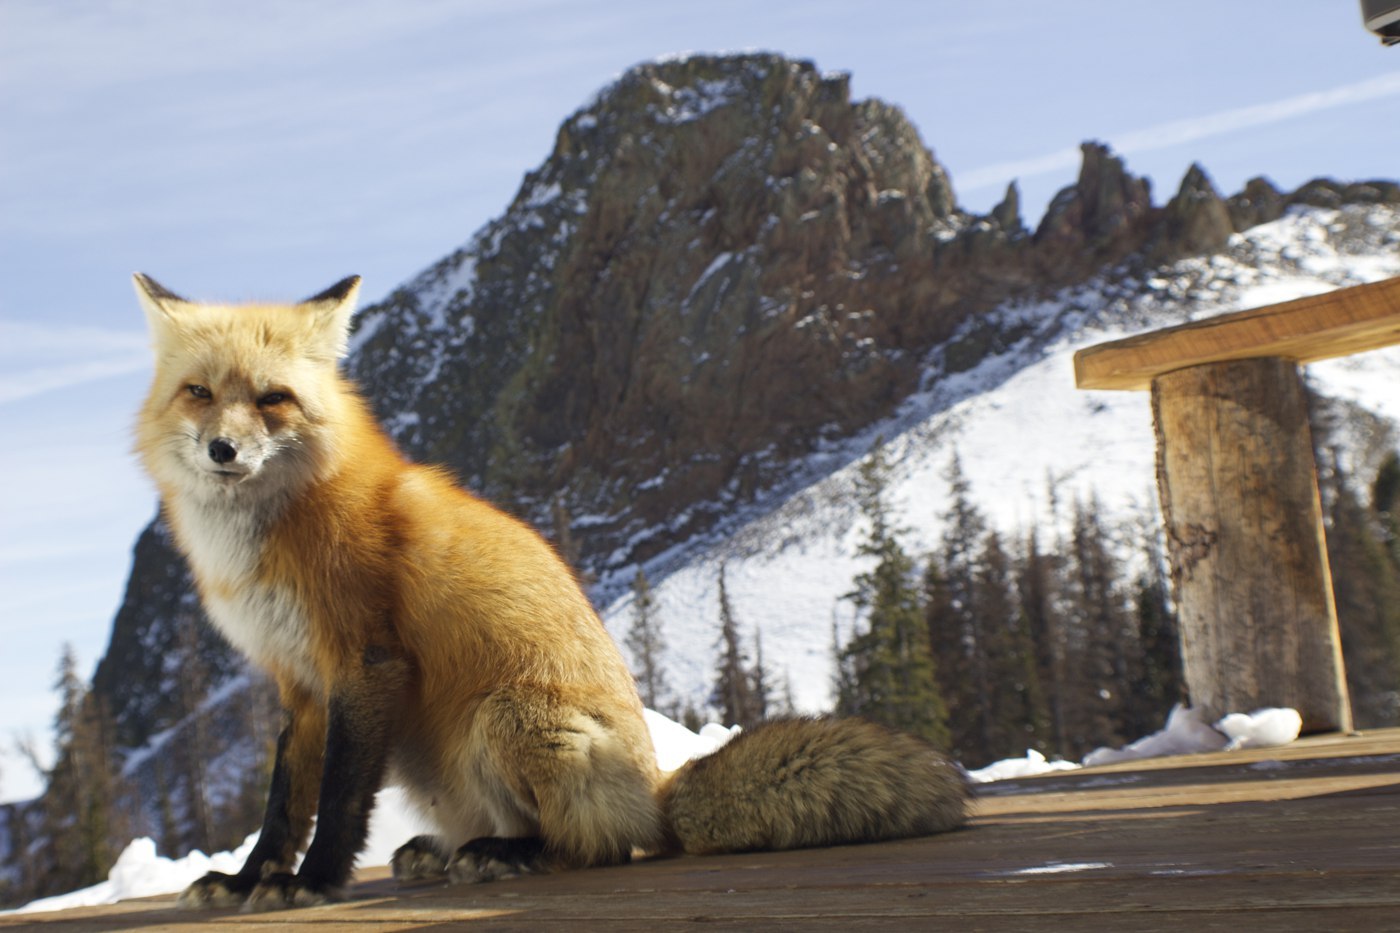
(657, 716, 969, 856)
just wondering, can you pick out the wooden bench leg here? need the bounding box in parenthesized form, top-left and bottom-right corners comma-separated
(1151, 356, 1352, 733)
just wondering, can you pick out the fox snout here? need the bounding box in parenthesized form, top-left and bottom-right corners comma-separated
(208, 437, 239, 465)
(195, 423, 271, 482)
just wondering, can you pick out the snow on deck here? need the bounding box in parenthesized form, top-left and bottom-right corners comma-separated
(6, 727, 1400, 930)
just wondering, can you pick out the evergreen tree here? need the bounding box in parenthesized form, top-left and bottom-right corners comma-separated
(713, 564, 761, 727)
(923, 452, 987, 759)
(921, 559, 962, 723)
(1374, 450, 1400, 567)
(1063, 496, 1137, 755)
(938, 454, 988, 601)
(625, 569, 673, 712)
(41, 645, 90, 887)
(1018, 524, 1069, 755)
(840, 442, 950, 747)
(1131, 523, 1184, 734)
(975, 531, 1049, 760)
(773, 670, 798, 717)
(832, 608, 859, 716)
(31, 646, 128, 897)
(749, 629, 771, 722)
(172, 620, 214, 855)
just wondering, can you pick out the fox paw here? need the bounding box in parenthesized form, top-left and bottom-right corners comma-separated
(177, 870, 255, 909)
(392, 834, 450, 882)
(448, 836, 547, 884)
(243, 872, 343, 912)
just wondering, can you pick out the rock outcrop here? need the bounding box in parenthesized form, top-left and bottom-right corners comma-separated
(1151, 162, 1235, 263)
(1031, 142, 1156, 275)
(350, 55, 1000, 567)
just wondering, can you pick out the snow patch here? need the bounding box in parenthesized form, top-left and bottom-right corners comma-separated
(1005, 861, 1112, 876)
(1216, 707, 1303, 751)
(1083, 705, 1300, 766)
(966, 748, 1079, 783)
(4, 835, 257, 915)
(6, 711, 740, 915)
(649, 76, 744, 124)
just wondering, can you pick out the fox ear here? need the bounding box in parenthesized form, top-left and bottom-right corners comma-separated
(299, 275, 361, 360)
(133, 273, 196, 345)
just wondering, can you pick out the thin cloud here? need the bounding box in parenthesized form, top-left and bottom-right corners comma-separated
(958, 72, 1400, 192)
(0, 320, 149, 404)
(0, 319, 147, 357)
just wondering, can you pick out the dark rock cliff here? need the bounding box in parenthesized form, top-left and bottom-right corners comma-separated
(347, 58, 1400, 580)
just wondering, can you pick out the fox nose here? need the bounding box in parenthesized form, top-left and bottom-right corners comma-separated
(208, 438, 238, 464)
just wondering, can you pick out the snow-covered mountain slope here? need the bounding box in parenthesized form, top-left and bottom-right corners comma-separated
(598, 202, 1400, 713)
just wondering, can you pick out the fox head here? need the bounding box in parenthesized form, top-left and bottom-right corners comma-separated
(134, 274, 361, 503)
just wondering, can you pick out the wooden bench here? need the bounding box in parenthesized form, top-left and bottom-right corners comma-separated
(1074, 275, 1400, 733)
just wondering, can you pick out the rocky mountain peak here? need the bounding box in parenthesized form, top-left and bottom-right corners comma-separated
(1033, 142, 1155, 268)
(348, 54, 983, 571)
(1151, 162, 1234, 262)
(1227, 176, 1288, 232)
(340, 56, 1400, 581)
(989, 181, 1025, 236)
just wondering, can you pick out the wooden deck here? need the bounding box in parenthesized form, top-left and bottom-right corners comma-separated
(8, 728, 1400, 930)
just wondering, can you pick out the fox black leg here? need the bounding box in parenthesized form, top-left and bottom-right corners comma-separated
(244, 652, 408, 912)
(178, 701, 323, 909)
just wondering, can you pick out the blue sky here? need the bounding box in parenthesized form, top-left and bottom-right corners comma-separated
(0, 1, 1396, 802)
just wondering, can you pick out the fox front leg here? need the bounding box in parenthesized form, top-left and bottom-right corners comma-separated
(244, 650, 409, 912)
(177, 694, 325, 909)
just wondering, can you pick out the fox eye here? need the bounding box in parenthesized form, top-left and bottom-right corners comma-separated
(257, 391, 289, 407)
(187, 385, 211, 400)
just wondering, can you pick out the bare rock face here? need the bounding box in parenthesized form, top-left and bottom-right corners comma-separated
(1226, 177, 1400, 234)
(989, 181, 1025, 235)
(349, 54, 1012, 566)
(1227, 176, 1288, 232)
(1152, 163, 1235, 263)
(356, 60, 1288, 574)
(344, 57, 1398, 575)
(1032, 142, 1156, 275)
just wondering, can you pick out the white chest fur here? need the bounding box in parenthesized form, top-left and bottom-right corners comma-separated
(172, 491, 322, 693)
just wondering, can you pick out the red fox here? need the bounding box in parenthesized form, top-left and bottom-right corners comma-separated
(132, 274, 968, 912)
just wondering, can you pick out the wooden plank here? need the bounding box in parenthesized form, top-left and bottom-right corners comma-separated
(9, 730, 1400, 931)
(1074, 276, 1400, 390)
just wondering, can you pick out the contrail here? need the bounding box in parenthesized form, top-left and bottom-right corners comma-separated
(957, 71, 1400, 192)
(0, 320, 149, 404)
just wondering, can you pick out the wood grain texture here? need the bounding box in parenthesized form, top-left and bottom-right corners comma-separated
(1076, 275, 1400, 390)
(1151, 357, 1351, 732)
(13, 729, 1400, 931)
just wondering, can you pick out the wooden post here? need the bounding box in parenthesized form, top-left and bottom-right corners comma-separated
(1151, 358, 1350, 732)
(1074, 276, 1400, 734)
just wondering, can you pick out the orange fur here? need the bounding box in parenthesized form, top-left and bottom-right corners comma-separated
(133, 274, 967, 911)
(136, 274, 661, 909)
